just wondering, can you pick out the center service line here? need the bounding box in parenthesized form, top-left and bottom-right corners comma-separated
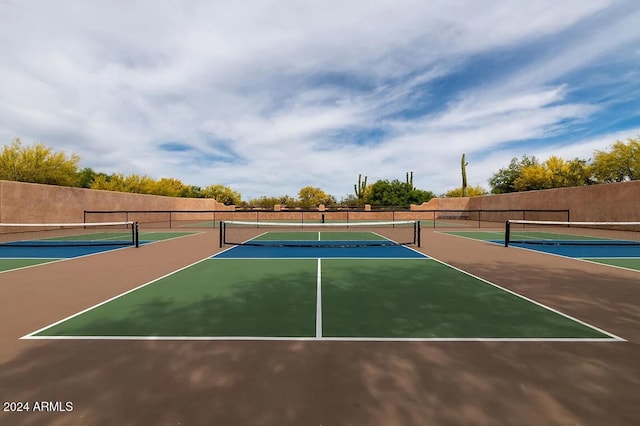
(316, 258, 322, 339)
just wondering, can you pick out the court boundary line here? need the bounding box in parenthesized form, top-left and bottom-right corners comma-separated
(20, 252, 221, 339)
(504, 241, 640, 274)
(0, 242, 142, 275)
(22, 336, 621, 342)
(316, 258, 322, 338)
(210, 257, 429, 260)
(1, 231, 201, 275)
(139, 230, 205, 244)
(21, 238, 624, 342)
(0, 258, 64, 274)
(439, 231, 640, 274)
(422, 255, 626, 341)
(579, 257, 640, 274)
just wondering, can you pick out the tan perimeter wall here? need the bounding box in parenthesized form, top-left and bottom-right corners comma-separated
(2, 179, 639, 224)
(0, 180, 231, 223)
(413, 180, 640, 222)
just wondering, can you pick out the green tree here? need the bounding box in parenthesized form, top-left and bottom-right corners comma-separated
(365, 179, 434, 206)
(591, 137, 640, 182)
(201, 184, 241, 205)
(77, 167, 97, 188)
(488, 155, 539, 194)
(0, 139, 80, 186)
(298, 186, 335, 208)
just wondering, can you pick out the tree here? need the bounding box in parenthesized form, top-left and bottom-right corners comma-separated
(298, 186, 335, 208)
(488, 155, 539, 194)
(591, 136, 640, 182)
(445, 185, 488, 197)
(365, 179, 434, 206)
(153, 178, 189, 197)
(0, 138, 80, 186)
(201, 184, 241, 205)
(514, 162, 551, 191)
(513, 156, 592, 191)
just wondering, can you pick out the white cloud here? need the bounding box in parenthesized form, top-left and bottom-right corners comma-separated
(0, 0, 638, 200)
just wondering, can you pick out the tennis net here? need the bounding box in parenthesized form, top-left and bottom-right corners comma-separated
(504, 220, 640, 247)
(220, 220, 421, 248)
(0, 221, 139, 247)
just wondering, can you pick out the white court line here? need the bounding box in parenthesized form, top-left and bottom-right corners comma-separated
(316, 258, 322, 339)
(0, 258, 64, 274)
(22, 241, 625, 342)
(575, 257, 640, 274)
(0, 242, 140, 275)
(23, 335, 620, 342)
(435, 230, 504, 244)
(502, 241, 640, 275)
(21, 254, 216, 339)
(424, 255, 626, 341)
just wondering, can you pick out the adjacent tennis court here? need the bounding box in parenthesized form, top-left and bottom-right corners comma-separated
(445, 220, 640, 272)
(23, 225, 620, 341)
(0, 222, 197, 272)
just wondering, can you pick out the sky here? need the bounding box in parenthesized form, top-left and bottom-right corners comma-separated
(1, 0, 640, 201)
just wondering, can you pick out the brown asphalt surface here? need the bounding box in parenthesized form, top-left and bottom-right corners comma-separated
(0, 229, 639, 425)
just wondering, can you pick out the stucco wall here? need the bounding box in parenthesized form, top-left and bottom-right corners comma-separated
(413, 181, 640, 222)
(0, 180, 230, 223)
(2, 179, 638, 224)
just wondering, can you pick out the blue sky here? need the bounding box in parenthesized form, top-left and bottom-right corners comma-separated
(1, 0, 639, 200)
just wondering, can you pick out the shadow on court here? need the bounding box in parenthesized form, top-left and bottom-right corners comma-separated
(0, 338, 639, 425)
(37, 267, 317, 337)
(1, 262, 640, 425)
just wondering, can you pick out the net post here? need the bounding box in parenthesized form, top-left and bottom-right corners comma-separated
(219, 221, 224, 248)
(134, 222, 139, 248)
(416, 220, 421, 247)
(504, 220, 510, 247)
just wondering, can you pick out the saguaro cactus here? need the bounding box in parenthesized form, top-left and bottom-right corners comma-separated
(354, 174, 368, 200)
(406, 171, 414, 190)
(461, 154, 468, 197)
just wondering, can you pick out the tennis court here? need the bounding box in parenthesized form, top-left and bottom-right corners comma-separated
(0, 222, 197, 272)
(23, 223, 620, 340)
(445, 220, 640, 272)
(2, 220, 639, 425)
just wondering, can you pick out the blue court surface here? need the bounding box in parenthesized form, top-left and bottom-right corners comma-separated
(501, 241, 640, 258)
(0, 243, 135, 259)
(215, 241, 426, 259)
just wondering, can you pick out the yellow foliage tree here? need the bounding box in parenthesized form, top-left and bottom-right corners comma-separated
(0, 138, 80, 186)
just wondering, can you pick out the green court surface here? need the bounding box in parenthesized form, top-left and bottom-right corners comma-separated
(31, 258, 613, 339)
(443, 230, 611, 242)
(0, 258, 58, 272)
(0, 232, 198, 273)
(139, 231, 198, 241)
(585, 258, 640, 271)
(443, 231, 503, 241)
(443, 231, 640, 271)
